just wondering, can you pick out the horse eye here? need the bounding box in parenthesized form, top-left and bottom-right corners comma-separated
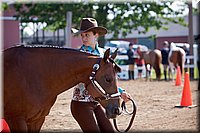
(106, 78, 112, 83)
(105, 75, 113, 83)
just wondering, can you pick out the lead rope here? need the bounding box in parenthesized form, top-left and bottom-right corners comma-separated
(113, 98, 137, 132)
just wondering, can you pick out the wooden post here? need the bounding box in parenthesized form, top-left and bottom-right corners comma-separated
(188, 2, 194, 77)
(20, 23, 24, 43)
(65, 11, 72, 48)
(188, 2, 193, 54)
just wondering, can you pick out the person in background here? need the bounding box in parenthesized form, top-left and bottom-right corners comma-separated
(161, 41, 170, 81)
(127, 42, 135, 80)
(71, 18, 132, 132)
(135, 46, 144, 79)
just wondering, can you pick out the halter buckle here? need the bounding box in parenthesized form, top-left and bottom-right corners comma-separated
(93, 64, 100, 71)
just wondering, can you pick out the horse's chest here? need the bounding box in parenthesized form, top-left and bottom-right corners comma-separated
(144, 55, 152, 64)
(27, 102, 54, 122)
(26, 96, 57, 121)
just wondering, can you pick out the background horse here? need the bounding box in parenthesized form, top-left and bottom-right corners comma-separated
(168, 42, 186, 80)
(139, 49, 162, 81)
(3, 45, 121, 132)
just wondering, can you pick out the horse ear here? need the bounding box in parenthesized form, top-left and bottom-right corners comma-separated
(110, 48, 118, 60)
(103, 48, 110, 62)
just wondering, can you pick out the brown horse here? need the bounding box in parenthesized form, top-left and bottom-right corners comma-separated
(139, 49, 162, 81)
(168, 43, 186, 80)
(3, 45, 122, 132)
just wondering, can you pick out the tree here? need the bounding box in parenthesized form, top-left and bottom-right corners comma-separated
(10, 1, 191, 45)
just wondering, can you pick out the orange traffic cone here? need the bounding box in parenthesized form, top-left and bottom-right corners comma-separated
(1, 119, 10, 133)
(175, 72, 196, 108)
(175, 66, 182, 86)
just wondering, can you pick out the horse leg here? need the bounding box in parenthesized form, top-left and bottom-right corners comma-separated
(153, 66, 157, 81)
(5, 116, 28, 132)
(168, 62, 174, 81)
(27, 117, 45, 133)
(155, 65, 161, 81)
(172, 64, 176, 81)
(168, 66, 171, 81)
(147, 69, 151, 81)
(149, 67, 153, 81)
(146, 64, 151, 81)
(145, 65, 148, 81)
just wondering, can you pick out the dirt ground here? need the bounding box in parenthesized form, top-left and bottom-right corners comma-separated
(41, 79, 199, 132)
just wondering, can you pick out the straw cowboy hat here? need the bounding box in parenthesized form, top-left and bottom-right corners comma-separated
(72, 18, 107, 36)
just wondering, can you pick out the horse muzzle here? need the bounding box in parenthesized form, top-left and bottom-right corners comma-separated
(106, 105, 122, 119)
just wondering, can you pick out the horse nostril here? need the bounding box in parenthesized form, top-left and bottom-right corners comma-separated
(114, 107, 121, 115)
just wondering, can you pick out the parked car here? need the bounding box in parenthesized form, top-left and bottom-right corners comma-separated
(115, 55, 146, 80)
(104, 40, 129, 55)
(104, 40, 148, 55)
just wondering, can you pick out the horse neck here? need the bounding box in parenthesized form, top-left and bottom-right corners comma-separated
(141, 51, 148, 59)
(54, 52, 100, 94)
(73, 55, 100, 84)
(138, 51, 143, 58)
(13, 47, 101, 96)
(143, 51, 153, 64)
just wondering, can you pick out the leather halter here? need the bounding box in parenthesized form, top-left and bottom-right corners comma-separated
(89, 59, 137, 132)
(89, 59, 121, 102)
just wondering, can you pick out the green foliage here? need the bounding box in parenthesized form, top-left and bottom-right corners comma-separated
(1, 3, 9, 11)
(12, 2, 188, 38)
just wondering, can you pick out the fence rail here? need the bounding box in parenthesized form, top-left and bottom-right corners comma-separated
(185, 55, 195, 68)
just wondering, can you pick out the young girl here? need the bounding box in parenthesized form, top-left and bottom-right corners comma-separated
(71, 18, 132, 132)
(135, 46, 144, 79)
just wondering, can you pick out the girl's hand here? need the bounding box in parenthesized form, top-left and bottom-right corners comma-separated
(120, 92, 132, 103)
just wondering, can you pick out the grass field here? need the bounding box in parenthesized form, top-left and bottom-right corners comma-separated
(150, 66, 199, 80)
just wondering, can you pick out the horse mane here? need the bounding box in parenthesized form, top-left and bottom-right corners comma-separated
(10, 44, 99, 57)
(6, 44, 121, 73)
(16, 43, 80, 51)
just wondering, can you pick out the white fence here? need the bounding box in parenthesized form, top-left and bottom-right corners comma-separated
(184, 44, 199, 79)
(185, 55, 195, 68)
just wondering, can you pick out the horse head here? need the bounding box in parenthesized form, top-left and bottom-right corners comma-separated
(87, 48, 122, 119)
(138, 51, 144, 59)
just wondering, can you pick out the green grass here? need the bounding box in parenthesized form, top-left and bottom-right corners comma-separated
(150, 66, 199, 80)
